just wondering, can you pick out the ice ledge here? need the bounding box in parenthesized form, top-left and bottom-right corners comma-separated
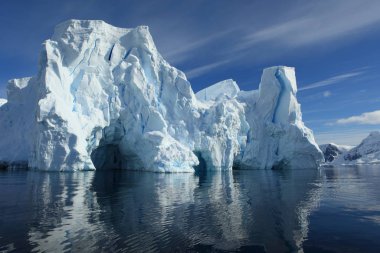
(196, 79, 240, 102)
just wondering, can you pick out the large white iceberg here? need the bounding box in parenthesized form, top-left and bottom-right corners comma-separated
(0, 20, 323, 172)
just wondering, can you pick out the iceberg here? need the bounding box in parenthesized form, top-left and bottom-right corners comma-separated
(0, 20, 323, 172)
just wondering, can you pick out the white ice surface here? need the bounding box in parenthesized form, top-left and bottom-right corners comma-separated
(196, 79, 240, 102)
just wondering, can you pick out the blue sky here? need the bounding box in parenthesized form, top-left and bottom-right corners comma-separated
(0, 0, 379, 145)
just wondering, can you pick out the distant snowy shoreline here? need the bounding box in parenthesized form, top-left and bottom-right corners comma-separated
(320, 131, 380, 166)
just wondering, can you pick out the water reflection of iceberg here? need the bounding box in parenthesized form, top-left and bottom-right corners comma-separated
(90, 171, 201, 252)
(234, 169, 322, 253)
(90, 169, 322, 252)
(25, 168, 322, 252)
(27, 172, 119, 252)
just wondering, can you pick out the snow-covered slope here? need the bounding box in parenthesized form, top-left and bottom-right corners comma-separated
(321, 131, 380, 165)
(0, 20, 323, 171)
(339, 131, 380, 165)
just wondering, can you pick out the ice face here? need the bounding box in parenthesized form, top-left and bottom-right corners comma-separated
(238, 67, 323, 169)
(0, 20, 323, 172)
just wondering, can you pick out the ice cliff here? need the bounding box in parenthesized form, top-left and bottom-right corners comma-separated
(0, 20, 323, 171)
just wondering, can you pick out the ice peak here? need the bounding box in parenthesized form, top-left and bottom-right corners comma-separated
(49, 19, 159, 70)
(356, 131, 380, 148)
(368, 131, 380, 138)
(53, 19, 131, 39)
(52, 19, 155, 50)
(196, 79, 240, 102)
(264, 66, 295, 71)
(262, 66, 297, 93)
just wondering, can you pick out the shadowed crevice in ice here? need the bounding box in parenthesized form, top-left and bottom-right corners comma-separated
(193, 151, 208, 173)
(89, 121, 146, 171)
(0, 161, 28, 170)
(91, 144, 122, 170)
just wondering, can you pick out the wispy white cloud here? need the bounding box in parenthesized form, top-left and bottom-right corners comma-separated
(303, 108, 338, 115)
(299, 71, 362, 91)
(239, 18, 313, 49)
(239, 1, 380, 51)
(162, 29, 236, 64)
(335, 110, 380, 125)
(185, 59, 230, 79)
(157, 1, 380, 68)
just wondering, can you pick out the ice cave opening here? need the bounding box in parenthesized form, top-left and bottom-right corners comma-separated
(91, 144, 123, 170)
(91, 142, 149, 171)
(193, 151, 207, 172)
(89, 122, 145, 171)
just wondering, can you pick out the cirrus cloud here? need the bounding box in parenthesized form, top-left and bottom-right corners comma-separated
(299, 71, 363, 91)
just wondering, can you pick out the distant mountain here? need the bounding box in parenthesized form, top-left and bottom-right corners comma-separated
(320, 131, 380, 165)
(319, 143, 352, 162)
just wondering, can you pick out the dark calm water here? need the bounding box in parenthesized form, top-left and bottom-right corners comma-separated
(1, 166, 380, 253)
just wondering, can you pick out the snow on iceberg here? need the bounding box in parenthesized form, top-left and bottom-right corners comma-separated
(196, 79, 240, 102)
(0, 20, 323, 172)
